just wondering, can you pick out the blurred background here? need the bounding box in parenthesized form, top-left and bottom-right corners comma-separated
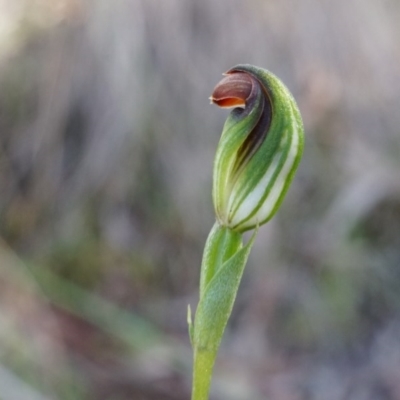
(1, 0, 400, 399)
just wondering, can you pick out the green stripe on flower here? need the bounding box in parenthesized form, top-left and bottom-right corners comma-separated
(210, 64, 304, 232)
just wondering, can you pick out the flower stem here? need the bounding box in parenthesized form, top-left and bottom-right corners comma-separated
(190, 222, 256, 400)
(191, 348, 216, 400)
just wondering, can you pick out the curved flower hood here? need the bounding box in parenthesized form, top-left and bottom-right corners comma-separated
(210, 64, 304, 232)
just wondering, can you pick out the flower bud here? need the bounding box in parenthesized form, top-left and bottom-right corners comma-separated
(210, 64, 304, 232)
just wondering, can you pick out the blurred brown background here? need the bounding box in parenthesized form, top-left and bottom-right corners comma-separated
(1, 1, 400, 399)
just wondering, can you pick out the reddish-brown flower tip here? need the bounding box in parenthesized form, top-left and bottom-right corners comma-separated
(210, 72, 253, 109)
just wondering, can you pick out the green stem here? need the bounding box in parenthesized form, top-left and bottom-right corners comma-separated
(191, 348, 216, 400)
(190, 222, 255, 400)
(199, 222, 242, 296)
(191, 223, 241, 400)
